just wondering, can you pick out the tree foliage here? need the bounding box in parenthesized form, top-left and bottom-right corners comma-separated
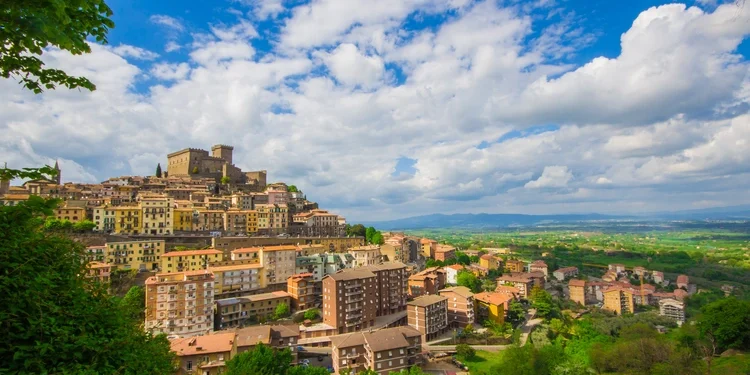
(346, 223, 366, 237)
(507, 300, 526, 324)
(366, 226, 376, 243)
(303, 308, 319, 321)
(287, 185, 299, 193)
(0, 165, 58, 182)
(0, 196, 174, 374)
(1, 0, 115, 93)
(119, 286, 145, 322)
(155, 163, 162, 178)
(371, 231, 384, 245)
(225, 344, 292, 375)
(389, 366, 425, 375)
(456, 270, 481, 293)
(456, 343, 476, 360)
(530, 286, 559, 321)
(274, 302, 290, 320)
(221, 176, 231, 185)
(696, 298, 750, 352)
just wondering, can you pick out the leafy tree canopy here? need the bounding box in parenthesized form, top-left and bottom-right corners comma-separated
(287, 185, 299, 192)
(155, 163, 162, 178)
(1, 0, 115, 93)
(275, 302, 290, 320)
(456, 270, 481, 293)
(0, 196, 174, 374)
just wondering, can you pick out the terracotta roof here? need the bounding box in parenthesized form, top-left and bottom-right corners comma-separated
(326, 268, 376, 281)
(480, 254, 494, 260)
(676, 275, 689, 284)
(246, 291, 290, 302)
(438, 286, 474, 298)
(0, 194, 30, 200)
(555, 266, 578, 273)
(235, 326, 271, 347)
(163, 249, 223, 257)
(170, 332, 236, 356)
(474, 292, 513, 306)
(231, 247, 261, 254)
(363, 262, 406, 272)
(495, 285, 520, 295)
(208, 263, 263, 272)
(445, 264, 465, 271)
(407, 294, 447, 307)
(530, 260, 547, 267)
(568, 279, 586, 287)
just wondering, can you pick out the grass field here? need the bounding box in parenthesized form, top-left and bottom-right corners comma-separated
(461, 350, 504, 374)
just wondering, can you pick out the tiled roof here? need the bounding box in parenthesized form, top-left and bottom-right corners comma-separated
(235, 326, 271, 347)
(568, 279, 586, 287)
(163, 249, 223, 257)
(170, 332, 236, 356)
(438, 286, 474, 298)
(474, 292, 513, 306)
(407, 294, 447, 307)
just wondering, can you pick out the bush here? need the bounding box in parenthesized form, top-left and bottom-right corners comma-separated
(303, 308, 319, 321)
(456, 343, 476, 360)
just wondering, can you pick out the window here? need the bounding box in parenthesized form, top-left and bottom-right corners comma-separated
(377, 353, 381, 359)
(400, 359, 404, 364)
(187, 361, 192, 370)
(377, 364, 382, 369)
(388, 361, 392, 366)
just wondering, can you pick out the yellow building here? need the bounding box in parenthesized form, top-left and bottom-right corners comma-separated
(505, 259, 526, 273)
(256, 204, 289, 231)
(113, 206, 142, 234)
(173, 208, 194, 232)
(54, 201, 87, 223)
(569, 279, 587, 306)
(209, 262, 264, 298)
(106, 240, 166, 271)
(161, 249, 224, 273)
(224, 209, 251, 235)
(479, 254, 501, 270)
(246, 210, 258, 234)
(474, 292, 510, 324)
(603, 288, 634, 315)
(139, 195, 174, 235)
(420, 238, 438, 258)
(93, 206, 116, 232)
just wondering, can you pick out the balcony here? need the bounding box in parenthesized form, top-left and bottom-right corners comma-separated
(345, 305, 361, 313)
(346, 296, 363, 304)
(344, 289, 363, 297)
(345, 283, 362, 289)
(345, 312, 362, 320)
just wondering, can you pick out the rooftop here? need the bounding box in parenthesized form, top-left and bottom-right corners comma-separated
(162, 249, 223, 257)
(474, 292, 514, 306)
(170, 332, 236, 356)
(407, 294, 447, 307)
(235, 326, 271, 347)
(438, 286, 474, 298)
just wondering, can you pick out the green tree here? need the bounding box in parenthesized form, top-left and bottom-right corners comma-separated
(0, 165, 58, 182)
(456, 253, 471, 265)
(507, 300, 526, 324)
(274, 302, 290, 319)
(366, 226, 376, 243)
(221, 175, 231, 185)
(456, 270, 481, 293)
(287, 185, 299, 192)
(456, 343, 476, 360)
(155, 163, 162, 178)
(530, 286, 559, 320)
(119, 286, 145, 322)
(347, 224, 366, 237)
(73, 219, 96, 232)
(225, 343, 292, 375)
(0, 196, 174, 374)
(371, 231, 384, 245)
(697, 298, 750, 352)
(1, 0, 115, 93)
(303, 308, 319, 321)
(389, 366, 425, 375)
(191, 166, 199, 174)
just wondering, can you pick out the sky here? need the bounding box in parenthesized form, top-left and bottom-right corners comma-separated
(1, 0, 750, 222)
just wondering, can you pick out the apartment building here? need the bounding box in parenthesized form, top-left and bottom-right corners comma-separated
(54, 200, 87, 222)
(408, 267, 446, 298)
(287, 273, 317, 311)
(420, 238, 438, 258)
(208, 262, 263, 298)
(331, 326, 422, 375)
(113, 206, 142, 234)
(87, 261, 111, 283)
(256, 203, 289, 232)
(145, 270, 215, 337)
(223, 209, 248, 235)
(474, 292, 511, 324)
(443, 264, 464, 285)
(505, 259, 526, 273)
(348, 245, 382, 267)
(407, 295, 449, 342)
(246, 210, 258, 234)
(85, 245, 106, 262)
(603, 287, 635, 315)
(569, 279, 587, 306)
(553, 266, 579, 281)
(658, 298, 686, 326)
(173, 208, 195, 232)
(366, 263, 409, 316)
(296, 255, 325, 281)
(195, 210, 225, 231)
(93, 206, 116, 232)
(170, 332, 236, 375)
(230, 247, 260, 263)
(529, 260, 548, 277)
(259, 245, 298, 288)
(105, 240, 166, 271)
(214, 291, 291, 329)
(479, 254, 502, 270)
(434, 245, 456, 262)
(139, 195, 174, 235)
(161, 249, 224, 273)
(323, 269, 378, 334)
(438, 286, 475, 328)
(231, 193, 254, 210)
(495, 273, 535, 298)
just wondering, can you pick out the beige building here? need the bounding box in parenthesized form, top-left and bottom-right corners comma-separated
(287, 273, 317, 311)
(93, 206, 116, 232)
(170, 331, 236, 375)
(87, 261, 111, 283)
(145, 270, 215, 337)
(348, 245, 382, 267)
(161, 249, 224, 273)
(259, 245, 298, 288)
(208, 262, 263, 298)
(658, 298, 685, 326)
(603, 287, 635, 315)
(331, 326, 423, 375)
(167, 145, 245, 183)
(438, 286, 475, 328)
(407, 295, 449, 342)
(323, 268, 378, 334)
(569, 279, 587, 306)
(105, 240, 166, 271)
(505, 259, 526, 273)
(139, 195, 174, 235)
(256, 203, 289, 233)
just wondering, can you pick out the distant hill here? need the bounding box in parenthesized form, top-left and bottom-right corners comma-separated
(363, 205, 750, 230)
(363, 213, 627, 230)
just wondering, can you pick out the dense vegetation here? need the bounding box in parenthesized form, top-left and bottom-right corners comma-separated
(0, 196, 174, 374)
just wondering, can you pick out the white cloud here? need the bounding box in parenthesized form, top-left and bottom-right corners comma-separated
(525, 166, 573, 188)
(1, 2, 750, 221)
(318, 44, 385, 87)
(150, 15, 185, 32)
(151, 62, 191, 81)
(110, 45, 159, 60)
(252, 0, 285, 19)
(165, 41, 182, 52)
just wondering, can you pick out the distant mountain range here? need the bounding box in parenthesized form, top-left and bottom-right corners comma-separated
(362, 205, 750, 230)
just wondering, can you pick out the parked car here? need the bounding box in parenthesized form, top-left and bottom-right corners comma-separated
(296, 346, 306, 352)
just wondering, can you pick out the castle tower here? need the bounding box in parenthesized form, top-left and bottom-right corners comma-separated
(211, 145, 233, 165)
(53, 160, 61, 185)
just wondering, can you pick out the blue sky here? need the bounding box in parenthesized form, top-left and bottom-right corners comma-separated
(1, 0, 749, 221)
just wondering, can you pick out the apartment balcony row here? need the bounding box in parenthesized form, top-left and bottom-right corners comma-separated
(344, 289, 363, 297)
(345, 305, 362, 313)
(345, 283, 362, 289)
(346, 296, 364, 304)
